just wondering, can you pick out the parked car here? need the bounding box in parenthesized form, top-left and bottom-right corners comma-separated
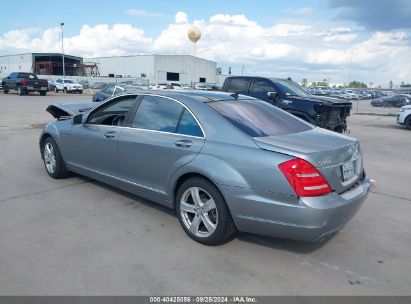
(53, 79, 83, 94)
(222, 77, 352, 133)
(396, 105, 411, 129)
(40, 90, 370, 245)
(371, 94, 411, 108)
(343, 90, 359, 100)
(79, 80, 90, 89)
(329, 90, 350, 100)
(150, 82, 181, 90)
(2, 72, 48, 96)
(92, 85, 139, 102)
(90, 82, 109, 90)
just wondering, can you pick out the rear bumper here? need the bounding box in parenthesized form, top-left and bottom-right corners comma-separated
(221, 177, 370, 242)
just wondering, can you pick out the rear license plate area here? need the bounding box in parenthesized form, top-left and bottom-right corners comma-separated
(342, 161, 355, 181)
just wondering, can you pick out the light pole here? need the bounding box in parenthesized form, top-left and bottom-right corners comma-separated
(241, 66, 244, 76)
(60, 22, 65, 78)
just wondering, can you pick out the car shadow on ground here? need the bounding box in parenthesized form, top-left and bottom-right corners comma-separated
(77, 176, 332, 253)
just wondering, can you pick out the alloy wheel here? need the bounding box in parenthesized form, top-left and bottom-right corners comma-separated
(180, 187, 218, 238)
(44, 143, 56, 174)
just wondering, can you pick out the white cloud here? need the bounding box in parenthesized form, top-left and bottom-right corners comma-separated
(126, 9, 162, 17)
(175, 12, 188, 24)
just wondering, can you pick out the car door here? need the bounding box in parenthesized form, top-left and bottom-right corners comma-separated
(117, 95, 205, 198)
(68, 95, 138, 177)
(5, 73, 17, 89)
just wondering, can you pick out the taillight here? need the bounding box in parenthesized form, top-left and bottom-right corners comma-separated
(22, 79, 27, 86)
(278, 158, 332, 197)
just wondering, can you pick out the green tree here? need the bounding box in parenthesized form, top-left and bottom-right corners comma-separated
(301, 78, 308, 87)
(348, 81, 367, 88)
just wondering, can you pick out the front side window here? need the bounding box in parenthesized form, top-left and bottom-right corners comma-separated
(209, 99, 312, 137)
(250, 80, 274, 94)
(132, 96, 183, 133)
(87, 96, 137, 125)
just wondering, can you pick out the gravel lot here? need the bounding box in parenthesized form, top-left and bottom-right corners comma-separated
(0, 92, 410, 295)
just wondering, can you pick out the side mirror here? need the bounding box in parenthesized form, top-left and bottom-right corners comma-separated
(267, 91, 278, 100)
(72, 114, 83, 125)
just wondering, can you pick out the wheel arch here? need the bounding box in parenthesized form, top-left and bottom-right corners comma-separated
(172, 172, 222, 208)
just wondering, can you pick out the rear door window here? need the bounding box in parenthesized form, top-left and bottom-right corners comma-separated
(209, 99, 312, 137)
(227, 78, 251, 94)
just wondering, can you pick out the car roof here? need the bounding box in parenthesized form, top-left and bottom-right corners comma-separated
(121, 89, 255, 102)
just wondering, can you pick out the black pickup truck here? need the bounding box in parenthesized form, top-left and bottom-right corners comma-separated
(2, 72, 49, 96)
(221, 76, 352, 133)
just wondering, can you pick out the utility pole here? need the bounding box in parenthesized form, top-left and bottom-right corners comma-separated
(60, 22, 65, 78)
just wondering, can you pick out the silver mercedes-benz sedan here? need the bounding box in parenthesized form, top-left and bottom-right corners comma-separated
(40, 90, 370, 245)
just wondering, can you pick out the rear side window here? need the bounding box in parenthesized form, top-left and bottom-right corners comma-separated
(209, 99, 312, 137)
(177, 109, 203, 137)
(133, 95, 183, 132)
(227, 79, 250, 94)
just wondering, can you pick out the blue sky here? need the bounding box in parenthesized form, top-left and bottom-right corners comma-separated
(0, 0, 410, 85)
(0, 0, 323, 36)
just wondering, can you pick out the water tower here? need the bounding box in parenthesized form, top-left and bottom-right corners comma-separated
(188, 27, 201, 57)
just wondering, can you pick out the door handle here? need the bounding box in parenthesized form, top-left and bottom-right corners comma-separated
(104, 131, 116, 138)
(174, 139, 192, 148)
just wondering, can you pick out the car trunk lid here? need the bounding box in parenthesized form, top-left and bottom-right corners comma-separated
(253, 128, 364, 194)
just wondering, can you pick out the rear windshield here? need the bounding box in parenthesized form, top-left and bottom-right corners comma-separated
(209, 99, 312, 137)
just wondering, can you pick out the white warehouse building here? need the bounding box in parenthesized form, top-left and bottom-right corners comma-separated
(85, 54, 217, 84)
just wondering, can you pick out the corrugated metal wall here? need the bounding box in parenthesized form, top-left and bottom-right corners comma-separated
(0, 54, 33, 78)
(154, 55, 216, 84)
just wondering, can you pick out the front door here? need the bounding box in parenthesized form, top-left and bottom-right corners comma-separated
(68, 95, 138, 176)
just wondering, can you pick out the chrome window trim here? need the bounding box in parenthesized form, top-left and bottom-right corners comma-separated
(86, 92, 206, 138)
(86, 124, 205, 140)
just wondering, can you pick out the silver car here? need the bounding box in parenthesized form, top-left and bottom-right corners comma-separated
(40, 91, 370, 245)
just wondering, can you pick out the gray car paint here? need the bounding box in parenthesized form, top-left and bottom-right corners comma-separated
(40, 90, 370, 241)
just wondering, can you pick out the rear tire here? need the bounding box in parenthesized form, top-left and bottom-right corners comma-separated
(40, 91, 46, 96)
(176, 177, 237, 245)
(17, 85, 24, 96)
(3, 88, 9, 94)
(79, 90, 83, 94)
(54, 87, 59, 93)
(405, 116, 411, 130)
(63, 88, 68, 93)
(42, 137, 69, 179)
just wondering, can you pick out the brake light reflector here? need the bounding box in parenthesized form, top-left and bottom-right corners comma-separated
(22, 79, 27, 86)
(279, 158, 332, 197)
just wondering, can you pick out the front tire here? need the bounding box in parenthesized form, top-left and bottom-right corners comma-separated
(54, 87, 59, 93)
(42, 137, 69, 179)
(63, 87, 68, 93)
(40, 91, 47, 96)
(176, 177, 237, 245)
